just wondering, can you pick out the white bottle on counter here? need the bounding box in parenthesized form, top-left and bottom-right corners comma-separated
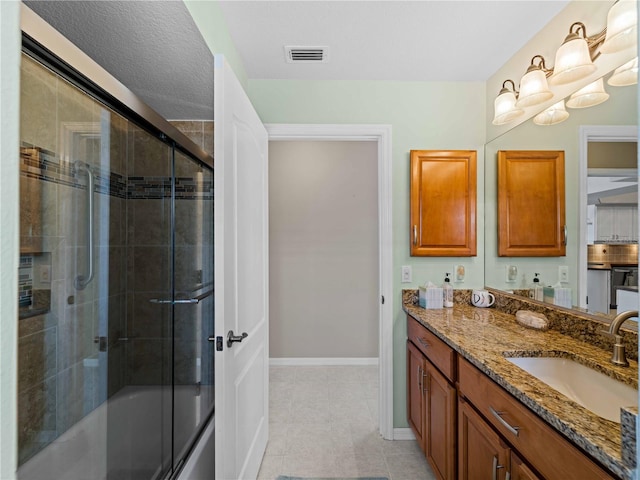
(529, 273, 544, 301)
(443, 273, 454, 308)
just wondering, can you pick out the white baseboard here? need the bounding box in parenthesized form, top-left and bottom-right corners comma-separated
(393, 428, 416, 441)
(269, 357, 379, 366)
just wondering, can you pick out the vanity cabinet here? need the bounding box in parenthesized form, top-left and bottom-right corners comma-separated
(497, 150, 566, 257)
(407, 317, 457, 480)
(458, 397, 510, 480)
(458, 357, 615, 480)
(409, 150, 477, 257)
(510, 453, 542, 480)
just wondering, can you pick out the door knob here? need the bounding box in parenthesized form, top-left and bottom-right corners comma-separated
(227, 330, 248, 347)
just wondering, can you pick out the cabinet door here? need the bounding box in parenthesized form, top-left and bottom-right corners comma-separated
(458, 399, 509, 480)
(410, 150, 477, 256)
(497, 150, 565, 256)
(595, 206, 615, 242)
(424, 361, 456, 480)
(407, 340, 426, 451)
(510, 452, 541, 480)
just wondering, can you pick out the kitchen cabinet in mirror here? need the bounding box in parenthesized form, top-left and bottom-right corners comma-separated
(410, 150, 476, 257)
(497, 150, 566, 257)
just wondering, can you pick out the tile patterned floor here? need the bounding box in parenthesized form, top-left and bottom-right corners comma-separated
(258, 365, 436, 480)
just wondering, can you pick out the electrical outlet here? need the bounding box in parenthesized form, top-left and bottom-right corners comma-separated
(453, 264, 465, 282)
(39, 265, 51, 283)
(505, 265, 518, 283)
(401, 265, 412, 283)
(558, 265, 569, 283)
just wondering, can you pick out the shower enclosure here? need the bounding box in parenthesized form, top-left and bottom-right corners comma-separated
(17, 33, 214, 480)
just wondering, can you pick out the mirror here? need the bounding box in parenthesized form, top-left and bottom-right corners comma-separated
(484, 75, 637, 316)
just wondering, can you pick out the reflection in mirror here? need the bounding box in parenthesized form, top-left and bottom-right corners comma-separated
(484, 76, 637, 318)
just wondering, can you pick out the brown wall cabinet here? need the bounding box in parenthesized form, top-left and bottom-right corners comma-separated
(410, 150, 477, 256)
(497, 150, 566, 257)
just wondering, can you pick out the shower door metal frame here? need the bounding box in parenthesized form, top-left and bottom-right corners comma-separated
(20, 4, 216, 480)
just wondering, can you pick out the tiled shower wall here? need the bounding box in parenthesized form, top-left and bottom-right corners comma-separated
(18, 54, 217, 466)
(19, 54, 119, 464)
(170, 120, 214, 158)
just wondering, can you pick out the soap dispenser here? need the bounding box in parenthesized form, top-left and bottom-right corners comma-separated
(443, 273, 454, 308)
(529, 273, 543, 301)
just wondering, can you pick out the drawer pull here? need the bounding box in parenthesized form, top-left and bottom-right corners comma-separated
(422, 370, 429, 394)
(416, 337, 430, 349)
(417, 366, 423, 392)
(490, 406, 520, 437)
(492, 456, 505, 480)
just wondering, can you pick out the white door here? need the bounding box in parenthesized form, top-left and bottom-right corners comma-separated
(214, 55, 269, 480)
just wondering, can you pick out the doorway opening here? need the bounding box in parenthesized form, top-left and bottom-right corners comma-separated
(578, 125, 638, 312)
(266, 124, 393, 439)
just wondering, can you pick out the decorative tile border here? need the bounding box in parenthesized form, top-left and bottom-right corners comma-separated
(20, 143, 211, 201)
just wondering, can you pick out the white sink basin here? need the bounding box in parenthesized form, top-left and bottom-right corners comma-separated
(505, 356, 637, 423)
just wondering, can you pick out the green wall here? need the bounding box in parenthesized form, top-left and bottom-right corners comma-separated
(184, 0, 487, 429)
(248, 79, 486, 427)
(485, 83, 637, 302)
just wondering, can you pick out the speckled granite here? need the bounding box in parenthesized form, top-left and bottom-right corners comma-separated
(402, 289, 638, 480)
(621, 407, 637, 468)
(487, 287, 639, 361)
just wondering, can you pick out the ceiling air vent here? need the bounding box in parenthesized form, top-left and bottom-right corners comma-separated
(285, 46, 329, 64)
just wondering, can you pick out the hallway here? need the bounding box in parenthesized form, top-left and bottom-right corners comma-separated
(258, 365, 435, 479)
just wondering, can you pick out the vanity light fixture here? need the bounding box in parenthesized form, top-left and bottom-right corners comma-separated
(533, 100, 570, 126)
(548, 22, 599, 86)
(492, 79, 524, 125)
(600, 0, 638, 54)
(515, 55, 554, 108)
(608, 56, 638, 86)
(493, 1, 637, 127)
(566, 77, 610, 108)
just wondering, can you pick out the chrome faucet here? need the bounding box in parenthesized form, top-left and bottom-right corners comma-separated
(600, 310, 638, 367)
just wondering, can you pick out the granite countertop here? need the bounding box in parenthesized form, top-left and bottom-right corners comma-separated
(402, 296, 638, 480)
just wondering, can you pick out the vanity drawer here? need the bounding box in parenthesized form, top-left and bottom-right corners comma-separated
(458, 357, 615, 480)
(407, 315, 456, 382)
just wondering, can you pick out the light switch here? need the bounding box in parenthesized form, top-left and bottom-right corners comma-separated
(401, 265, 412, 283)
(559, 265, 569, 283)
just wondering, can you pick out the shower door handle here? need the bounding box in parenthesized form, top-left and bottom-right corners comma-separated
(149, 289, 214, 305)
(74, 161, 95, 290)
(227, 330, 248, 348)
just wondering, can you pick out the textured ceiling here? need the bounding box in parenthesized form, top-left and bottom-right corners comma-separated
(24, 0, 214, 120)
(24, 0, 571, 119)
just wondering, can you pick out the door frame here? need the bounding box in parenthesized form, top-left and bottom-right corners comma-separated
(578, 125, 638, 309)
(265, 123, 393, 440)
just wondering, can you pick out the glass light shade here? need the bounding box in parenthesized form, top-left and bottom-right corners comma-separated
(492, 89, 524, 125)
(516, 68, 554, 107)
(600, 0, 638, 54)
(533, 100, 570, 125)
(548, 36, 597, 85)
(566, 78, 609, 108)
(608, 57, 638, 86)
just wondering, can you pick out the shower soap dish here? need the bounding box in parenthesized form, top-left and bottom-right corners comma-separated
(515, 310, 549, 331)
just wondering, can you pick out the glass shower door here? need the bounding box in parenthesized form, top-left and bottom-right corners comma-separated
(172, 150, 215, 466)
